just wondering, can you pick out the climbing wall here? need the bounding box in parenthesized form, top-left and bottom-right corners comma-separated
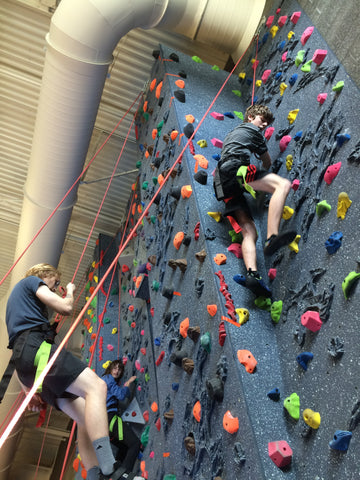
(80, 1, 359, 479)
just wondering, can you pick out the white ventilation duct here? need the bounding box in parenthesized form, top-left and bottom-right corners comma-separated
(0, 0, 265, 477)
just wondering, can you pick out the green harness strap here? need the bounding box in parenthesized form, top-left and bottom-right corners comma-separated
(33, 341, 52, 393)
(109, 414, 123, 441)
(237, 165, 257, 199)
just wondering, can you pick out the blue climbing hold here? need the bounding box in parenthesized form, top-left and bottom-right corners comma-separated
(325, 231, 343, 255)
(253, 96, 258, 103)
(296, 352, 314, 371)
(336, 133, 351, 148)
(329, 430, 352, 451)
(267, 388, 280, 401)
(278, 40, 286, 51)
(154, 337, 161, 346)
(172, 383, 179, 392)
(293, 131, 303, 141)
(224, 112, 235, 119)
(262, 32, 269, 44)
(233, 274, 246, 287)
(212, 154, 221, 161)
(275, 72, 282, 81)
(139, 144, 145, 152)
(246, 78, 253, 86)
(289, 73, 298, 86)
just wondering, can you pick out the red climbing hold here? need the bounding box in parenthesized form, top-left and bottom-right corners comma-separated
(211, 138, 223, 148)
(290, 11, 301, 24)
(227, 243, 243, 259)
(278, 15, 287, 27)
(324, 162, 341, 185)
(317, 93, 327, 104)
(218, 321, 226, 346)
(261, 69, 272, 83)
(155, 351, 165, 366)
(279, 135, 291, 152)
(291, 179, 300, 191)
(301, 26, 314, 46)
(301, 310, 323, 332)
(268, 268, 277, 280)
(268, 440, 293, 468)
(266, 15, 274, 28)
(143, 410, 149, 422)
(194, 221, 200, 240)
(312, 49, 327, 65)
(264, 126, 275, 140)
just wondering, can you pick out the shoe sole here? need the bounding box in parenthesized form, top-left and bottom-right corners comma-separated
(264, 231, 297, 256)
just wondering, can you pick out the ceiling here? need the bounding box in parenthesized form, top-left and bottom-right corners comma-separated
(0, 0, 239, 477)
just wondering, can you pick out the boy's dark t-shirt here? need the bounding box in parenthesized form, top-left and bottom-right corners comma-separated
(6, 276, 48, 348)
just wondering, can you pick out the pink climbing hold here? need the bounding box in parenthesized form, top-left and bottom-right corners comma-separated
(291, 179, 300, 191)
(268, 268, 277, 280)
(135, 359, 141, 371)
(301, 26, 314, 46)
(266, 15, 274, 28)
(252, 60, 259, 71)
(278, 15, 287, 27)
(312, 49, 327, 65)
(210, 111, 224, 121)
(268, 440, 293, 468)
(324, 162, 341, 185)
(281, 51, 288, 62)
(317, 93, 327, 105)
(261, 69, 272, 83)
(107, 344, 114, 351)
(227, 243, 243, 259)
(264, 126, 275, 140)
(211, 138, 223, 148)
(290, 11, 301, 24)
(301, 310, 323, 332)
(279, 135, 292, 152)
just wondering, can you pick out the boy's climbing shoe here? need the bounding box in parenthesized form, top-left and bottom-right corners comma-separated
(100, 464, 127, 480)
(233, 269, 272, 298)
(263, 231, 297, 256)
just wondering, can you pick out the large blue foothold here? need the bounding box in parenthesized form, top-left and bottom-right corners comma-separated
(329, 430, 352, 451)
(325, 231, 343, 254)
(336, 133, 351, 148)
(289, 73, 298, 86)
(296, 351, 314, 370)
(233, 274, 246, 287)
(212, 154, 221, 161)
(267, 388, 280, 401)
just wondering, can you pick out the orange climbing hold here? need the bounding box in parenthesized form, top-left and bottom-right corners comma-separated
(155, 81, 163, 99)
(237, 349, 257, 373)
(193, 400, 201, 422)
(214, 253, 227, 265)
(207, 304, 218, 316)
(193, 154, 208, 173)
(158, 173, 165, 185)
(151, 402, 158, 413)
(180, 317, 190, 338)
(152, 128, 157, 140)
(170, 130, 179, 141)
(150, 78, 157, 91)
(175, 79, 185, 88)
(181, 185, 193, 198)
(186, 114, 195, 123)
(143, 100, 148, 112)
(173, 231, 184, 250)
(223, 410, 239, 434)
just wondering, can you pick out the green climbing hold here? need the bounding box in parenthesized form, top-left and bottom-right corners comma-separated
(212, 65, 220, 71)
(104, 318, 111, 324)
(254, 296, 272, 311)
(301, 59, 313, 72)
(316, 200, 331, 217)
(271, 300, 283, 323)
(152, 176, 158, 185)
(232, 90, 242, 97)
(157, 120, 164, 135)
(233, 111, 244, 120)
(111, 287, 119, 295)
(192, 55, 203, 63)
(228, 229, 243, 244)
(133, 258, 138, 267)
(85, 281, 91, 291)
(141, 425, 150, 447)
(152, 281, 160, 292)
(200, 332, 212, 353)
(90, 296, 97, 309)
(284, 392, 300, 420)
(142, 181, 149, 190)
(150, 215, 157, 224)
(136, 160, 142, 169)
(122, 285, 126, 292)
(143, 112, 149, 121)
(342, 271, 360, 300)
(332, 81, 344, 92)
(145, 372, 150, 382)
(295, 49, 306, 67)
(163, 475, 176, 480)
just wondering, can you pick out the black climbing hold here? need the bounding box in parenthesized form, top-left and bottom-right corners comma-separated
(169, 52, 179, 62)
(178, 70, 187, 78)
(170, 349, 189, 367)
(206, 376, 224, 402)
(152, 49, 160, 59)
(183, 123, 194, 139)
(194, 170, 208, 185)
(170, 186, 181, 200)
(174, 90, 186, 103)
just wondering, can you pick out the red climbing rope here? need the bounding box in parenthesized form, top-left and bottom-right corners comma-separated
(251, 34, 260, 105)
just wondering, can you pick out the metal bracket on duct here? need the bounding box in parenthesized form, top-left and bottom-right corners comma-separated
(0, 0, 265, 478)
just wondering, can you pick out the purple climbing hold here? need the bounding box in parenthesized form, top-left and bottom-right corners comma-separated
(325, 231, 343, 255)
(296, 352, 314, 371)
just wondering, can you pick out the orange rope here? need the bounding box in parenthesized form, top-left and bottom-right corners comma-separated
(251, 34, 260, 105)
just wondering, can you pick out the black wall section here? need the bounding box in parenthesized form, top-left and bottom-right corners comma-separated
(81, 1, 359, 479)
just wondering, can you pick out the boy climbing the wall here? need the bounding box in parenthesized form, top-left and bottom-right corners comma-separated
(213, 104, 296, 297)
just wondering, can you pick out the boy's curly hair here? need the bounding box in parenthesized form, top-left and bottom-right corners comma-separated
(244, 104, 274, 124)
(25, 263, 61, 279)
(103, 359, 125, 378)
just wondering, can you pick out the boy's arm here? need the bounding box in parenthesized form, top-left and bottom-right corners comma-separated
(259, 151, 272, 170)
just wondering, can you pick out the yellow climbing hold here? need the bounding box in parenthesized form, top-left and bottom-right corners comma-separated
(288, 109, 299, 124)
(238, 72, 246, 80)
(279, 82, 288, 96)
(112, 327, 118, 334)
(256, 80, 262, 87)
(282, 206, 294, 220)
(337, 192, 352, 219)
(236, 308, 249, 325)
(286, 155, 293, 171)
(288, 235, 301, 253)
(270, 25, 279, 38)
(207, 212, 222, 222)
(197, 139, 207, 148)
(303, 408, 321, 429)
(89, 326, 93, 334)
(103, 360, 112, 370)
(287, 30, 295, 40)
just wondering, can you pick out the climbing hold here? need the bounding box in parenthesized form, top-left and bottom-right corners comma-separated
(232, 89, 242, 97)
(325, 231, 343, 255)
(279, 82, 288, 96)
(184, 435, 196, 455)
(238, 71, 246, 80)
(271, 300, 283, 323)
(206, 376, 224, 402)
(210, 111, 224, 121)
(285, 155, 293, 172)
(193, 154, 208, 171)
(174, 90, 186, 103)
(193, 401, 201, 422)
(179, 317, 190, 338)
(208, 211, 222, 222)
(207, 304, 218, 316)
(336, 132, 351, 148)
(312, 49, 327, 65)
(291, 179, 300, 191)
(317, 92, 327, 104)
(254, 296, 272, 311)
(188, 326, 201, 343)
(316, 200, 331, 216)
(264, 126, 275, 140)
(328, 336, 344, 358)
(329, 430, 352, 451)
(301, 310, 322, 332)
(301, 26, 314, 45)
(194, 170, 208, 185)
(214, 253, 227, 265)
(185, 114, 195, 123)
(151, 402, 158, 413)
(237, 350, 257, 373)
(111, 327, 117, 334)
(227, 243, 243, 259)
(173, 232, 184, 250)
(266, 15, 274, 28)
(337, 192, 352, 219)
(175, 79, 185, 89)
(172, 383, 179, 392)
(342, 271, 360, 300)
(192, 55, 202, 63)
(170, 130, 179, 141)
(268, 268, 277, 280)
(332, 81, 344, 92)
(284, 392, 300, 420)
(287, 109, 299, 124)
(211, 138, 223, 148)
(297, 351, 314, 370)
(182, 357, 194, 375)
(155, 351, 165, 366)
(140, 425, 150, 447)
(183, 123, 194, 139)
(200, 332, 212, 353)
(261, 69, 272, 83)
(269, 25, 279, 38)
(303, 408, 321, 429)
(195, 249, 207, 262)
(170, 349, 189, 367)
(288, 235, 301, 253)
(324, 162, 341, 185)
(236, 308, 249, 325)
(287, 30, 295, 40)
(281, 51, 287, 62)
(223, 411, 239, 434)
(218, 321, 226, 346)
(301, 60, 313, 72)
(282, 205, 294, 219)
(255, 79, 262, 87)
(295, 50, 306, 67)
(279, 135, 292, 152)
(181, 185, 193, 198)
(267, 388, 280, 401)
(268, 440, 293, 468)
(278, 15, 287, 27)
(196, 139, 207, 148)
(291, 11, 301, 24)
